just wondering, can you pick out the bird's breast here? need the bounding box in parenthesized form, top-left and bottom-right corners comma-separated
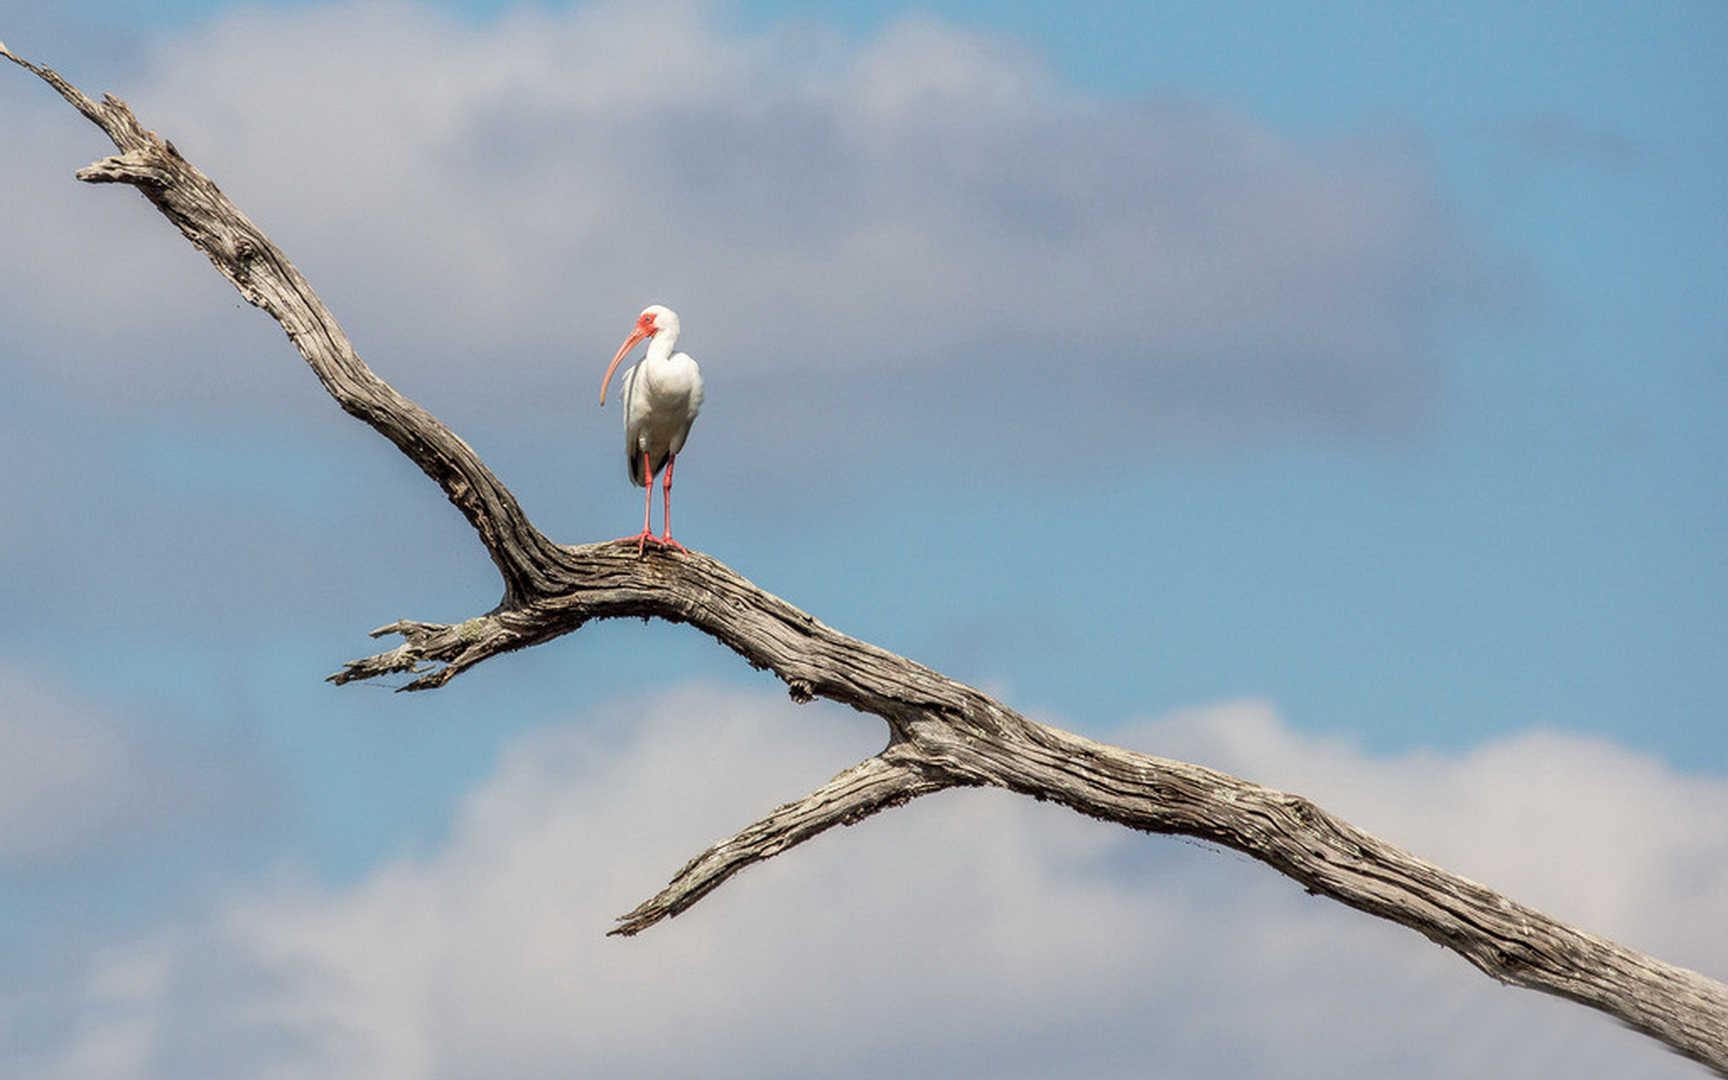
(639, 354, 703, 412)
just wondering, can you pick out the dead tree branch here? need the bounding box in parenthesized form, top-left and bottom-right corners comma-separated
(8, 46, 1725, 1074)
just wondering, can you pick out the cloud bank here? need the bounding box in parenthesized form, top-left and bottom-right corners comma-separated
(2, 0, 1482, 446)
(0, 662, 276, 870)
(0, 664, 146, 865)
(17, 690, 1721, 1079)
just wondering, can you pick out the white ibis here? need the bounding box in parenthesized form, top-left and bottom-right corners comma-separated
(598, 304, 705, 554)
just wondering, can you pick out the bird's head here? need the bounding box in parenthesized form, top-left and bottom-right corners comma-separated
(638, 304, 678, 337)
(600, 304, 679, 406)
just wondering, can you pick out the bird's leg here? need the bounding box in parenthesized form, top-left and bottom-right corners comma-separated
(658, 456, 687, 553)
(613, 453, 685, 556)
(640, 452, 656, 554)
(614, 452, 662, 555)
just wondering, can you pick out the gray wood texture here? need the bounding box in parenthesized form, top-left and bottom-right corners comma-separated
(8, 45, 1724, 1074)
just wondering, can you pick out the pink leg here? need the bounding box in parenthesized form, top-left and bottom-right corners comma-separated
(659, 456, 687, 552)
(614, 452, 686, 555)
(614, 452, 659, 554)
(638, 452, 655, 554)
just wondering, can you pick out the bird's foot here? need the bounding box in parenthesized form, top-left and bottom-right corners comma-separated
(612, 531, 686, 556)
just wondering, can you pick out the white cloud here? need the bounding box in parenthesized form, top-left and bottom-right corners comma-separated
(2, 0, 1483, 443)
(20, 689, 1722, 1078)
(0, 661, 278, 868)
(0, 663, 148, 863)
(1135, 701, 1728, 965)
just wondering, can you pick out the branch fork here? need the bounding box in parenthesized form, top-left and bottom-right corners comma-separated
(9, 47, 1726, 1073)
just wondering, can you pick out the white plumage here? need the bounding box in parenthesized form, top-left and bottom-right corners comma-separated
(599, 304, 704, 552)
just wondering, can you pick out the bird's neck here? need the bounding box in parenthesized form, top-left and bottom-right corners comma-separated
(645, 330, 678, 365)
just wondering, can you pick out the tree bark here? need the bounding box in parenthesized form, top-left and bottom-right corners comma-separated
(7, 45, 1725, 1075)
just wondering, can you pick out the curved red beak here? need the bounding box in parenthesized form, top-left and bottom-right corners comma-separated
(599, 324, 654, 406)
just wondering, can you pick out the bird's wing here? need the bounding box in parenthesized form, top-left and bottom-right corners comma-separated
(619, 363, 647, 486)
(666, 355, 703, 458)
(684, 356, 705, 422)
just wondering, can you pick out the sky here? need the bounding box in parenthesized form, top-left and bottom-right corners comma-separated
(1, 1, 1724, 1076)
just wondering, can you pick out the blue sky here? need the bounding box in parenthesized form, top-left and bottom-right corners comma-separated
(2, 2, 1725, 1077)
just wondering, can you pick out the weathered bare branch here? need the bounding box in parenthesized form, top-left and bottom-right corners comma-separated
(612, 748, 955, 936)
(10, 48, 1726, 1074)
(2, 41, 568, 606)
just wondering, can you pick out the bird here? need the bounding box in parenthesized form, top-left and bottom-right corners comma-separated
(598, 304, 705, 555)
